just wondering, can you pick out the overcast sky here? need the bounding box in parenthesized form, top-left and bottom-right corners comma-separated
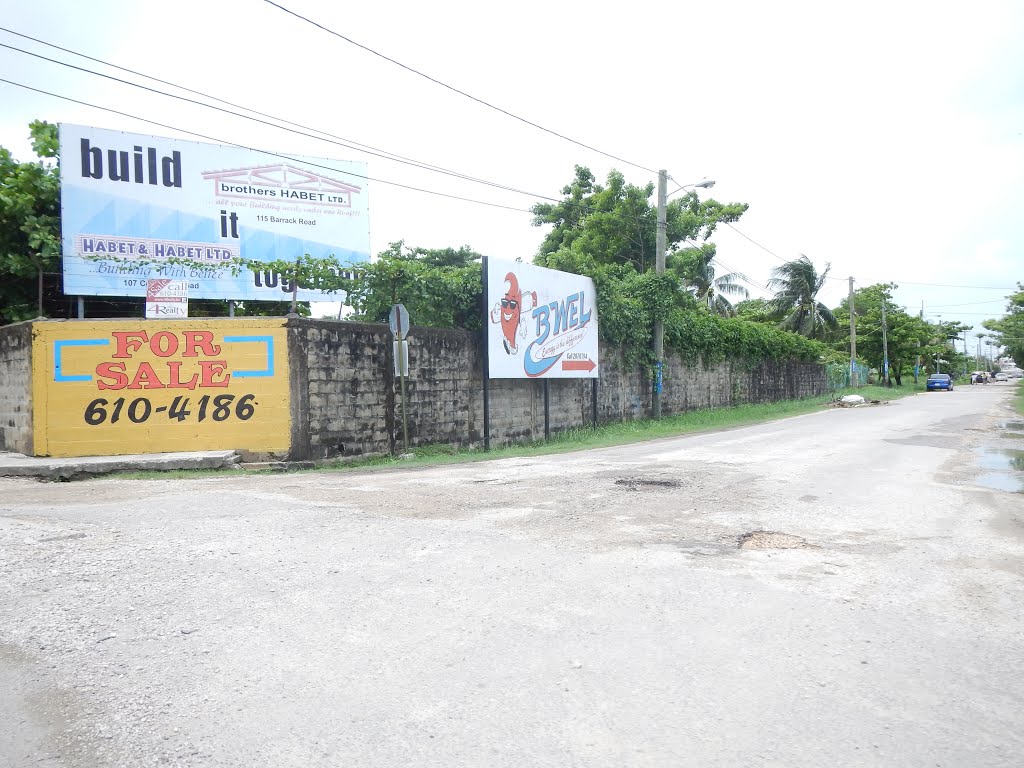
(1, 0, 1020, 350)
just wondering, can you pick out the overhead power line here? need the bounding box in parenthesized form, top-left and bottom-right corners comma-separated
(923, 299, 1008, 309)
(724, 223, 789, 264)
(726, 226, 1016, 292)
(923, 311, 1009, 317)
(884, 280, 1016, 290)
(260, 0, 659, 176)
(0, 35, 560, 203)
(0, 78, 534, 213)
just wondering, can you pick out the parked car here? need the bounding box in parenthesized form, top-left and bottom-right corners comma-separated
(994, 372, 1008, 382)
(926, 373, 954, 391)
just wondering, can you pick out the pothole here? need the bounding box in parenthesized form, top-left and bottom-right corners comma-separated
(671, 538, 737, 556)
(738, 530, 816, 550)
(615, 477, 682, 491)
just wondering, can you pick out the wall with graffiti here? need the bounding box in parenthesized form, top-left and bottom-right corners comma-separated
(30, 319, 290, 458)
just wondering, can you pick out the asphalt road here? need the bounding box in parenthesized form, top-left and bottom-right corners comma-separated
(2, 383, 1022, 767)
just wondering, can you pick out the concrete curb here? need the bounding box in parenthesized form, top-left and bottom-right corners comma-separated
(0, 450, 241, 481)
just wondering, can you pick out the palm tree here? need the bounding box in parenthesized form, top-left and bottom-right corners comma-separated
(668, 244, 749, 317)
(765, 255, 838, 339)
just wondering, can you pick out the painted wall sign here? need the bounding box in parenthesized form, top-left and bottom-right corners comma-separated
(58, 123, 370, 301)
(486, 259, 600, 379)
(31, 319, 290, 457)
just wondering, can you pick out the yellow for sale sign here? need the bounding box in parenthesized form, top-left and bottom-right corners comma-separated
(31, 319, 290, 457)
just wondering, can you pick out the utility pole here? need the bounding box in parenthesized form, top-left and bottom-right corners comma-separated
(848, 276, 857, 387)
(652, 169, 668, 418)
(881, 296, 889, 386)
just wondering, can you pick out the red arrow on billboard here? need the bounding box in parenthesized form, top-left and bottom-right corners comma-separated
(562, 358, 596, 372)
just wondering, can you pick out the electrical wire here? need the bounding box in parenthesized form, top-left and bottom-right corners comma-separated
(922, 299, 1009, 308)
(881, 279, 1016, 290)
(10, 30, 1006, 301)
(0, 38, 561, 203)
(260, 0, 659, 176)
(0, 71, 727, 275)
(0, 33, 710, 233)
(726, 226, 1016, 292)
(0, 78, 535, 213)
(921, 311, 1010, 316)
(723, 223, 789, 264)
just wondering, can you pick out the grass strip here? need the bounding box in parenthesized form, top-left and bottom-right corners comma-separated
(116, 384, 923, 480)
(310, 383, 922, 473)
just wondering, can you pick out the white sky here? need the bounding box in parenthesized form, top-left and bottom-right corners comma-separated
(1, 0, 1020, 352)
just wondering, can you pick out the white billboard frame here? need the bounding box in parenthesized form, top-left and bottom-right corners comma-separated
(485, 258, 600, 379)
(58, 123, 370, 301)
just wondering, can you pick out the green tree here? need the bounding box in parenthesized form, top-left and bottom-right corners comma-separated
(833, 284, 929, 384)
(667, 243, 748, 316)
(832, 284, 972, 384)
(531, 166, 748, 271)
(765, 255, 838, 340)
(339, 241, 483, 330)
(1, 120, 311, 322)
(0, 120, 61, 322)
(982, 283, 1024, 365)
(734, 298, 773, 324)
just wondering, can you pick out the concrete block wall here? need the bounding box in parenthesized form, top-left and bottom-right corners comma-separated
(0, 321, 33, 455)
(1, 317, 827, 459)
(403, 327, 482, 447)
(288, 319, 394, 459)
(288, 319, 828, 457)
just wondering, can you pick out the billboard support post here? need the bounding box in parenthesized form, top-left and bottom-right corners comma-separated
(76, 296, 84, 320)
(481, 257, 490, 451)
(543, 380, 550, 440)
(289, 256, 300, 316)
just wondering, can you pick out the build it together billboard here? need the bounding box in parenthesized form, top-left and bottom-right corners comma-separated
(58, 124, 369, 301)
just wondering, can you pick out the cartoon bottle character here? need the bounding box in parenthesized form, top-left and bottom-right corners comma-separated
(490, 272, 537, 355)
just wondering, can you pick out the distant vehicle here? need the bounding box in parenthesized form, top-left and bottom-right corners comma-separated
(994, 372, 1008, 382)
(927, 373, 954, 391)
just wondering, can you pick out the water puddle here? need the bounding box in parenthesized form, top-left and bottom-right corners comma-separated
(975, 447, 1024, 493)
(999, 421, 1024, 439)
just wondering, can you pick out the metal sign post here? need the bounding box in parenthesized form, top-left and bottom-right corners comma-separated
(389, 303, 410, 453)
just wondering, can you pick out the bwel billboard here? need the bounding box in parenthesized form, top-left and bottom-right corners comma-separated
(32, 319, 290, 457)
(486, 259, 599, 379)
(58, 124, 369, 301)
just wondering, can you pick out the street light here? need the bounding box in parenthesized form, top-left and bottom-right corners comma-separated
(653, 172, 717, 418)
(666, 178, 716, 199)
